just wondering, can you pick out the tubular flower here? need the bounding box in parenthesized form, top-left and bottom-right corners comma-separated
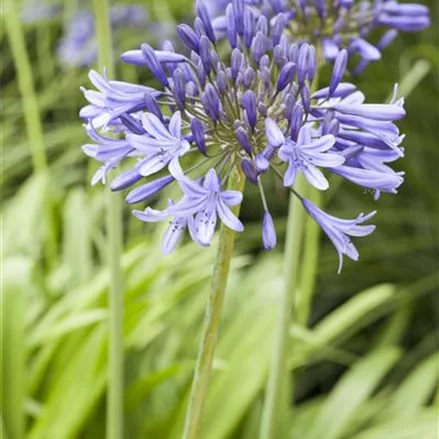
(80, 0, 407, 270)
(208, 0, 430, 71)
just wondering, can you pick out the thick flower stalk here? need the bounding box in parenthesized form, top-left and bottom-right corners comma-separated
(208, 0, 430, 71)
(80, 0, 407, 271)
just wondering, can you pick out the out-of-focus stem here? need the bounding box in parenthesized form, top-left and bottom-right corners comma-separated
(92, 1, 123, 439)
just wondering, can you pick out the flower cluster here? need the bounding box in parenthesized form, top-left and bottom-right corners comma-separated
(208, 0, 430, 72)
(81, 0, 407, 271)
(57, 5, 148, 68)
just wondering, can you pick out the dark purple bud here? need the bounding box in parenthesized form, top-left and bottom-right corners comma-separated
(290, 104, 304, 140)
(125, 175, 174, 204)
(256, 15, 268, 35)
(233, 0, 245, 35)
(255, 153, 269, 172)
(329, 49, 348, 96)
(177, 24, 200, 53)
(251, 31, 266, 64)
(242, 90, 257, 129)
(241, 158, 258, 184)
(196, 1, 216, 43)
(235, 127, 253, 154)
(272, 13, 286, 46)
(120, 113, 146, 135)
(173, 68, 187, 109)
(301, 85, 311, 113)
(243, 67, 255, 88)
(262, 211, 277, 250)
(141, 43, 169, 87)
(277, 62, 296, 92)
(262, 145, 276, 161)
(196, 61, 207, 87)
(308, 45, 317, 82)
(191, 118, 206, 155)
(110, 168, 143, 191)
(226, 4, 237, 48)
(231, 49, 243, 81)
(314, 0, 326, 20)
(243, 7, 255, 48)
(284, 93, 297, 120)
(144, 93, 164, 122)
(202, 83, 221, 122)
(199, 36, 212, 75)
(297, 43, 309, 85)
(217, 71, 228, 93)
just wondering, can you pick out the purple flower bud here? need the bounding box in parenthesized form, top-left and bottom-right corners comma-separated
(308, 45, 317, 82)
(256, 15, 268, 35)
(143, 93, 164, 122)
(284, 92, 297, 120)
(297, 43, 309, 85)
(242, 90, 257, 129)
(301, 85, 311, 113)
(125, 175, 174, 204)
(202, 83, 221, 122)
(177, 24, 201, 53)
(191, 118, 206, 155)
(277, 62, 296, 92)
(194, 17, 205, 37)
(217, 70, 228, 93)
(262, 211, 277, 250)
(110, 168, 143, 191)
(119, 113, 146, 135)
(233, 0, 245, 35)
(241, 158, 258, 184)
(312, 82, 356, 100)
(290, 104, 304, 140)
(141, 43, 169, 88)
(235, 126, 253, 154)
(329, 49, 348, 96)
(314, 0, 326, 20)
(259, 55, 270, 69)
(173, 68, 187, 109)
(226, 4, 237, 48)
(377, 29, 399, 50)
(231, 49, 243, 81)
(196, 1, 216, 43)
(288, 44, 299, 63)
(243, 6, 255, 48)
(251, 31, 266, 64)
(243, 67, 255, 88)
(272, 13, 286, 46)
(199, 35, 212, 75)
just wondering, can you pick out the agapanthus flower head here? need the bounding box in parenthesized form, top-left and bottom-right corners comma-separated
(208, 0, 430, 71)
(81, 0, 407, 270)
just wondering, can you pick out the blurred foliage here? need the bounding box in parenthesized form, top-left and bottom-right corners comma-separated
(1, 0, 438, 438)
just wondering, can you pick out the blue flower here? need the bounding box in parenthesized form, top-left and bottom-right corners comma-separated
(302, 198, 376, 273)
(126, 112, 190, 177)
(80, 70, 159, 128)
(266, 121, 344, 190)
(134, 169, 244, 249)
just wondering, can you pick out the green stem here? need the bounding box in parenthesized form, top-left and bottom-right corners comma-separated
(296, 188, 322, 326)
(3, 0, 47, 174)
(182, 166, 245, 439)
(4, 0, 58, 268)
(259, 174, 308, 439)
(92, 1, 123, 439)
